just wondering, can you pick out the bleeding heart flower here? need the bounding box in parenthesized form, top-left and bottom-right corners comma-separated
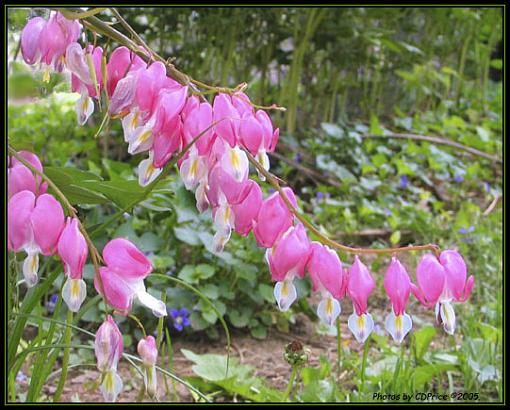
(94, 238, 167, 317)
(238, 109, 278, 180)
(95, 315, 124, 402)
(58, 217, 88, 312)
(232, 180, 263, 236)
(347, 256, 376, 343)
(412, 250, 474, 335)
(106, 46, 145, 98)
(137, 335, 158, 398)
(138, 151, 163, 187)
(268, 223, 311, 312)
(8, 150, 47, 199)
(8, 191, 65, 287)
(383, 256, 412, 343)
(135, 62, 179, 120)
(307, 242, 346, 327)
(253, 187, 297, 248)
(213, 93, 240, 147)
(21, 17, 46, 65)
(182, 100, 216, 156)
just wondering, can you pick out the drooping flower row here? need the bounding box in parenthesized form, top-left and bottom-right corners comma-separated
(8, 155, 168, 319)
(15, 10, 475, 401)
(20, 11, 475, 342)
(8, 151, 165, 400)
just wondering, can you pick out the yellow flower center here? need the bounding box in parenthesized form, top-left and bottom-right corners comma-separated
(104, 371, 114, 392)
(138, 130, 152, 144)
(357, 315, 365, 329)
(82, 98, 89, 112)
(281, 281, 289, 297)
(230, 149, 240, 170)
(130, 111, 140, 129)
(326, 298, 334, 316)
(43, 69, 51, 83)
(71, 279, 81, 298)
(190, 158, 199, 178)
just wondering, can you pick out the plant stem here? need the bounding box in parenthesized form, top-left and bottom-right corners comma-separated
(56, 8, 284, 111)
(128, 314, 147, 338)
(283, 365, 298, 402)
(336, 318, 342, 380)
(391, 342, 406, 392)
(245, 150, 441, 258)
(165, 327, 179, 402)
(156, 292, 167, 349)
(53, 309, 73, 402)
(359, 336, 370, 399)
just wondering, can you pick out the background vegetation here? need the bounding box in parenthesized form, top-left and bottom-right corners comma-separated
(8, 7, 502, 402)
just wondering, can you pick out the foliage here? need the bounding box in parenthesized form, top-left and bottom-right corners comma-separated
(7, 6, 502, 403)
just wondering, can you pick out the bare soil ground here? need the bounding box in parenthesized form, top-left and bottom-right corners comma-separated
(17, 311, 370, 403)
(17, 286, 442, 403)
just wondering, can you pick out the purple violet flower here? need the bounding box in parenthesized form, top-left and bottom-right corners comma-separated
(399, 175, 408, 189)
(453, 174, 464, 183)
(45, 294, 58, 313)
(170, 308, 191, 331)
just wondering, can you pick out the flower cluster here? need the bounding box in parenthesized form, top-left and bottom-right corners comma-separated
(8, 150, 165, 401)
(15, 11, 476, 402)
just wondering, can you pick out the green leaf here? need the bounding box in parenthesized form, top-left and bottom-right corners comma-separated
(250, 326, 267, 340)
(228, 309, 250, 328)
(44, 166, 108, 205)
(415, 364, 457, 389)
(258, 283, 275, 303)
(139, 232, 163, 253)
(181, 349, 240, 381)
(321, 123, 344, 139)
(174, 226, 201, 245)
(413, 325, 437, 362)
(201, 284, 220, 299)
(80, 180, 145, 209)
(196, 264, 216, 280)
(178, 265, 198, 284)
(390, 230, 401, 245)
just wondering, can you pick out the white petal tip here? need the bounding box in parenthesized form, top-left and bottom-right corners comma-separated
(62, 278, 87, 312)
(317, 297, 341, 327)
(100, 370, 123, 402)
(348, 312, 374, 344)
(274, 280, 297, 312)
(385, 312, 412, 344)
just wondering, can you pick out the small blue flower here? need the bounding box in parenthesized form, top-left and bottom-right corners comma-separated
(294, 153, 302, 163)
(373, 324, 384, 336)
(453, 174, 464, 183)
(483, 181, 490, 193)
(170, 308, 191, 331)
(383, 208, 392, 217)
(458, 226, 475, 235)
(123, 212, 131, 219)
(268, 188, 276, 194)
(316, 191, 325, 201)
(16, 371, 27, 383)
(399, 175, 408, 189)
(45, 294, 58, 313)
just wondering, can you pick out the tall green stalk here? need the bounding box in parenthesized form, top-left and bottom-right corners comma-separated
(359, 336, 370, 399)
(391, 342, 406, 392)
(283, 365, 299, 402)
(53, 309, 73, 402)
(336, 318, 342, 380)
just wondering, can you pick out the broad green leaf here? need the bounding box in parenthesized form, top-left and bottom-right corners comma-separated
(413, 326, 437, 361)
